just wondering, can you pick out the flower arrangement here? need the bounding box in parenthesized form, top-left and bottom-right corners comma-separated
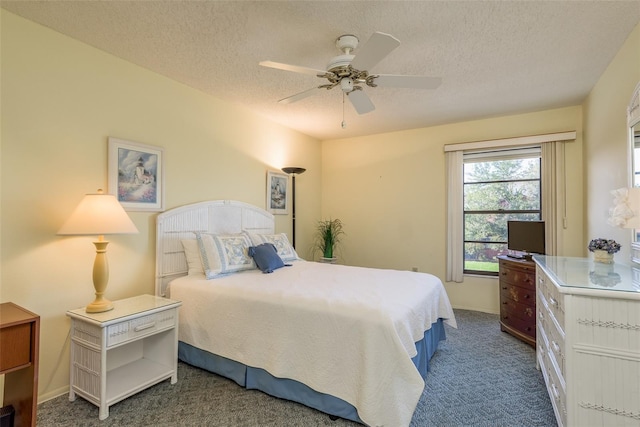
(588, 238, 621, 254)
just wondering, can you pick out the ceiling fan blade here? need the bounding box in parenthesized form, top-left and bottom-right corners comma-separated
(373, 74, 442, 90)
(260, 60, 327, 77)
(350, 32, 400, 71)
(347, 90, 375, 115)
(277, 87, 319, 104)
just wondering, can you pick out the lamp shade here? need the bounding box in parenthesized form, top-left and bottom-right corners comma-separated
(282, 167, 306, 175)
(58, 190, 138, 236)
(608, 187, 640, 229)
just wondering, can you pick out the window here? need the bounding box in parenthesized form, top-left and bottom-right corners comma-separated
(463, 147, 541, 275)
(446, 132, 574, 283)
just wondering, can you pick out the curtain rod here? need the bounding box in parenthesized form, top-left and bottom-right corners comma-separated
(443, 131, 576, 152)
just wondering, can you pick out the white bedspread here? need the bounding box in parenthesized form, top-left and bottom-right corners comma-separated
(169, 260, 456, 427)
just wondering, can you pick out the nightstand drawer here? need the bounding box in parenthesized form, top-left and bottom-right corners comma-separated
(107, 308, 176, 347)
(0, 323, 32, 371)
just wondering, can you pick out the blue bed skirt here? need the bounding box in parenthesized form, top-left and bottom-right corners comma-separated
(178, 318, 446, 423)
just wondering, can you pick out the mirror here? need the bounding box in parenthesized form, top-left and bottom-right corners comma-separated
(628, 82, 640, 262)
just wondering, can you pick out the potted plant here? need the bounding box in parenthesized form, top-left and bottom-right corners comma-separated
(314, 218, 344, 262)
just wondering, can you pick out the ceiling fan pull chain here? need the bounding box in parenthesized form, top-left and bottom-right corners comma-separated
(342, 92, 347, 129)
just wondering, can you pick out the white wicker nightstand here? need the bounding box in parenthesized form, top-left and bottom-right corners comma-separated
(66, 294, 181, 420)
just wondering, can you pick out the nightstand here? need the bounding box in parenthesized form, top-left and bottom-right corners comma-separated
(66, 294, 181, 420)
(0, 302, 40, 427)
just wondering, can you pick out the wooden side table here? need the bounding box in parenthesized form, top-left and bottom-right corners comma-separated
(0, 302, 40, 427)
(66, 294, 181, 420)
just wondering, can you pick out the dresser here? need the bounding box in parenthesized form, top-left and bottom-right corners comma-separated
(67, 295, 181, 420)
(498, 256, 536, 346)
(534, 255, 640, 427)
(0, 302, 40, 427)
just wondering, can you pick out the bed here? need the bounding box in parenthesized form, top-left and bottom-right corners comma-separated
(155, 200, 456, 427)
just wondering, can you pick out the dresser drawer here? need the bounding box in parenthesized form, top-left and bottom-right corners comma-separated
(500, 294, 536, 322)
(536, 267, 565, 331)
(500, 311, 536, 339)
(499, 261, 535, 289)
(537, 324, 567, 427)
(545, 318, 565, 379)
(500, 282, 535, 305)
(544, 346, 567, 427)
(107, 308, 177, 348)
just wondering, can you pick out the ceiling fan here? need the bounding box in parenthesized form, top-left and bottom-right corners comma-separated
(259, 32, 441, 119)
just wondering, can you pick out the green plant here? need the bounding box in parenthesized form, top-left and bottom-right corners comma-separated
(314, 218, 344, 259)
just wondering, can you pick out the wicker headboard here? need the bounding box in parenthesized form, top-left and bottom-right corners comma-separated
(155, 200, 275, 296)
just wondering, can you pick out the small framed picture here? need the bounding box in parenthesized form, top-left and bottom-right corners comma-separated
(266, 170, 289, 215)
(108, 137, 164, 211)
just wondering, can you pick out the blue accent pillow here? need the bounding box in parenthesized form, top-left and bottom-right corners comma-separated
(248, 243, 286, 274)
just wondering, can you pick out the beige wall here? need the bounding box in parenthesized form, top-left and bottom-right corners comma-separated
(0, 11, 321, 401)
(583, 22, 640, 261)
(322, 106, 585, 314)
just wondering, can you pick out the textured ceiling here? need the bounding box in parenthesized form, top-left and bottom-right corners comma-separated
(2, 1, 640, 140)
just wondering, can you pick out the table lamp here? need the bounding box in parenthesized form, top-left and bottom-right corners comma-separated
(608, 187, 640, 229)
(58, 189, 138, 312)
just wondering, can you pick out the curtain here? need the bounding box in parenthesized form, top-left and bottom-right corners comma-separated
(541, 141, 565, 256)
(446, 150, 464, 282)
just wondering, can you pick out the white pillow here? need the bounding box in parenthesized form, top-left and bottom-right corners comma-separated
(248, 233, 299, 262)
(181, 239, 205, 275)
(196, 232, 255, 279)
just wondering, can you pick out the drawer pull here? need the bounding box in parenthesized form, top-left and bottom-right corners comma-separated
(134, 322, 156, 332)
(552, 340, 561, 353)
(549, 297, 557, 307)
(524, 294, 531, 299)
(539, 311, 544, 320)
(502, 286, 508, 290)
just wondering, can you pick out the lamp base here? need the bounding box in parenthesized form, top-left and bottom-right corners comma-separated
(86, 297, 114, 313)
(87, 239, 114, 313)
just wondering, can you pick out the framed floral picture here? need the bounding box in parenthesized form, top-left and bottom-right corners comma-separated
(266, 170, 289, 215)
(108, 137, 164, 211)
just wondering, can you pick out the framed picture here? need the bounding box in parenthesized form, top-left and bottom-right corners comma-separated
(108, 137, 164, 211)
(266, 170, 289, 215)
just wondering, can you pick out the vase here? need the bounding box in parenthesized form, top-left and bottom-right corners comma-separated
(593, 250, 614, 264)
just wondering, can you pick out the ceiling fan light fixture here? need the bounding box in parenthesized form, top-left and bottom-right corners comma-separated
(340, 78, 354, 93)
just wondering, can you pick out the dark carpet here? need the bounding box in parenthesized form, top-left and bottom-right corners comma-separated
(37, 309, 557, 426)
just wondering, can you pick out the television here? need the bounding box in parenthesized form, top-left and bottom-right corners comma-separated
(507, 220, 546, 259)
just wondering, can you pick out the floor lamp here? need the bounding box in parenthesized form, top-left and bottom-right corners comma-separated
(282, 167, 306, 249)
